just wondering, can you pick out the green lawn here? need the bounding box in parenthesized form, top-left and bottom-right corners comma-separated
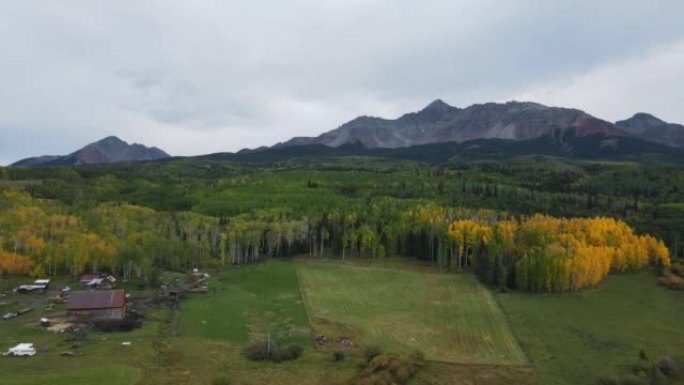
(498, 272, 684, 385)
(178, 260, 311, 346)
(0, 275, 164, 385)
(0, 365, 139, 385)
(297, 261, 527, 365)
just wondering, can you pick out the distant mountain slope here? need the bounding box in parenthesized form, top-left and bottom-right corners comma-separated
(616, 113, 684, 148)
(13, 136, 171, 166)
(204, 131, 684, 164)
(276, 100, 629, 149)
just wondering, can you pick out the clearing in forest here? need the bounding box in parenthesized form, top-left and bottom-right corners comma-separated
(297, 261, 527, 365)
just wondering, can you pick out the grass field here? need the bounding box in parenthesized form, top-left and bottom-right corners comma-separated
(297, 261, 527, 365)
(178, 260, 311, 346)
(2, 260, 682, 385)
(498, 272, 684, 385)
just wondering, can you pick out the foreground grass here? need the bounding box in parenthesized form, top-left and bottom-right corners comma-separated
(178, 260, 310, 346)
(298, 261, 527, 365)
(498, 272, 684, 385)
(0, 365, 139, 385)
(157, 260, 359, 385)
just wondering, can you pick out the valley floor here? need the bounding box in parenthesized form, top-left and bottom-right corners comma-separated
(0, 259, 682, 385)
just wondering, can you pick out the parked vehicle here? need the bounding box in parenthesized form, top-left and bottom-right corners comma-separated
(2, 308, 33, 320)
(5, 343, 36, 356)
(2, 311, 18, 320)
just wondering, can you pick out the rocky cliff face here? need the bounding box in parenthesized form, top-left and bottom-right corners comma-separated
(13, 136, 171, 166)
(277, 100, 628, 149)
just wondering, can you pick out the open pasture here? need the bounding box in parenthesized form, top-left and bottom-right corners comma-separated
(297, 261, 527, 365)
(498, 272, 684, 385)
(178, 260, 310, 346)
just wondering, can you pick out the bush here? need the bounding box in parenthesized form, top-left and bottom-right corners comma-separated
(351, 353, 424, 385)
(245, 340, 279, 361)
(619, 374, 649, 385)
(365, 345, 383, 363)
(670, 262, 684, 277)
(278, 344, 303, 361)
(409, 350, 425, 362)
(596, 376, 618, 385)
(332, 350, 347, 362)
(658, 273, 684, 290)
(657, 356, 678, 377)
(246, 341, 302, 362)
(647, 364, 666, 385)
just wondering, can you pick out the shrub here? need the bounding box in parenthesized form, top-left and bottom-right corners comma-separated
(365, 345, 383, 363)
(332, 350, 347, 362)
(619, 374, 649, 385)
(596, 376, 618, 385)
(246, 341, 302, 362)
(656, 356, 678, 377)
(409, 350, 425, 362)
(658, 273, 684, 290)
(278, 344, 303, 361)
(246, 340, 279, 361)
(351, 353, 424, 385)
(646, 364, 666, 385)
(670, 262, 684, 277)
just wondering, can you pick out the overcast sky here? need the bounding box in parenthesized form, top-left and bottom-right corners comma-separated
(1, 0, 684, 165)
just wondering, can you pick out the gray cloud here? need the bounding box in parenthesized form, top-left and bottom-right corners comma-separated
(1, 0, 684, 164)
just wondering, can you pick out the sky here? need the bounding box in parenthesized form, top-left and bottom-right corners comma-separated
(1, 0, 684, 165)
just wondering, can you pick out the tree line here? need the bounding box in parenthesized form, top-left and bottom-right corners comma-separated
(0, 188, 669, 292)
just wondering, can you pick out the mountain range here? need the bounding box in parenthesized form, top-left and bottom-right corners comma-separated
(276, 100, 684, 150)
(11, 100, 684, 166)
(12, 136, 170, 166)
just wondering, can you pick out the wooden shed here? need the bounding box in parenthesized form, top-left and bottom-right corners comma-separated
(67, 290, 126, 322)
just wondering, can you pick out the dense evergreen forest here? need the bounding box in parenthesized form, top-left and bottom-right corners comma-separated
(1, 155, 682, 292)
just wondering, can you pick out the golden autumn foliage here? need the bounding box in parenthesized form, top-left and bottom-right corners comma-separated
(0, 249, 33, 275)
(448, 215, 671, 292)
(0, 189, 211, 278)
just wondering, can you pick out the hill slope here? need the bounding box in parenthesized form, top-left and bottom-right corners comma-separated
(616, 113, 684, 148)
(13, 136, 171, 166)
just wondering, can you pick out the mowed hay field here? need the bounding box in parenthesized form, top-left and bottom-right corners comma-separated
(297, 261, 527, 365)
(179, 260, 311, 346)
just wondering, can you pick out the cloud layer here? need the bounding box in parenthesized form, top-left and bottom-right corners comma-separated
(1, 0, 684, 164)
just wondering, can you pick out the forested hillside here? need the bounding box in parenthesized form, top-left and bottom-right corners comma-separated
(1, 155, 682, 291)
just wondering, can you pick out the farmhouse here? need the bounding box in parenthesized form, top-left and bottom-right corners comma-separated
(67, 290, 126, 322)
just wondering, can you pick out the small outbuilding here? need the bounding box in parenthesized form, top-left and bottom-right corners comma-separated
(67, 290, 126, 322)
(80, 274, 116, 290)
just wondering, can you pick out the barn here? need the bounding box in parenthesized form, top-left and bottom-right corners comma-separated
(67, 290, 126, 322)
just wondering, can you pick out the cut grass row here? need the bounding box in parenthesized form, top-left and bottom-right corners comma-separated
(178, 260, 311, 346)
(297, 261, 528, 365)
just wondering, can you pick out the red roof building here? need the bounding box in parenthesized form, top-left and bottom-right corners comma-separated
(67, 290, 126, 322)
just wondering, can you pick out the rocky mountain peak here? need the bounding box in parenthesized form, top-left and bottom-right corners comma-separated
(616, 113, 667, 133)
(13, 136, 171, 166)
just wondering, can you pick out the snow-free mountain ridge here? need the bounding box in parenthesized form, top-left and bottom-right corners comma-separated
(13, 136, 171, 166)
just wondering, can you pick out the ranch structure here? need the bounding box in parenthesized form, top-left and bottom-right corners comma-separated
(67, 290, 126, 322)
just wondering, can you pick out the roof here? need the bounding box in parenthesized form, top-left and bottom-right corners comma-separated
(80, 274, 100, 282)
(67, 290, 125, 310)
(11, 343, 34, 349)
